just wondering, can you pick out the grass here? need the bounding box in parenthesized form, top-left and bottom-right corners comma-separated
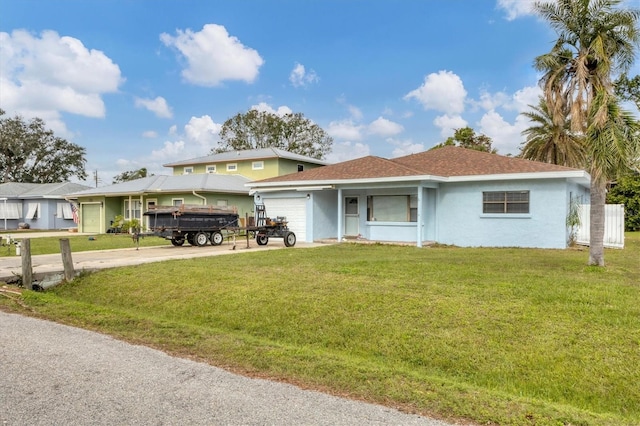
(1, 233, 639, 425)
(0, 232, 169, 256)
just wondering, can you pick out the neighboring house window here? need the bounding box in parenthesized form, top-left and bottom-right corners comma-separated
(0, 203, 21, 219)
(25, 203, 40, 219)
(57, 202, 74, 220)
(172, 199, 184, 207)
(124, 200, 142, 220)
(483, 191, 530, 214)
(252, 161, 264, 170)
(297, 164, 304, 172)
(206, 165, 216, 173)
(366, 195, 417, 222)
(227, 163, 238, 172)
(216, 200, 228, 207)
(183, 167, 194, 174)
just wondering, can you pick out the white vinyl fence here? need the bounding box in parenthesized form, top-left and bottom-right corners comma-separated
(576, 204, 625, 249)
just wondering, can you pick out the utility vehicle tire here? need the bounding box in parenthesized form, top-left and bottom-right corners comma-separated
(284, 231, 296, 247)
(171, 237, 185, 246)
(210, 231, 224, 246)
(256, 234, 269, 245)
(194, 231, 209, 247)
(186, 234, 195, 245)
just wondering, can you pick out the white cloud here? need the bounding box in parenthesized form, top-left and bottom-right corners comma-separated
(184, 115, 222, 147)
(367, 117, 404, 137)
(348, 105, 363, 120)
(142, 130, 158, 138)
(134, 96, 173, 118)
(0, 29, 123, 121)
(512, 85, 542, 112)
(327, 119, 365, 141)
(496, 0, 538, 21)
(160, 24, 264, 86)
(150, 140, 186, 160)
(433, 114, 468, 138)
(478, 109, 530, 155)
(250, 102, 293, 116)
(325, 141, 370, 163)
(388, 138, 425, 158)
(289, 62, 319, 88)
(404, 70, 467, 115)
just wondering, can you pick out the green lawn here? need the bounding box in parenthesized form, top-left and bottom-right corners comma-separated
(1, 234, 639, 425)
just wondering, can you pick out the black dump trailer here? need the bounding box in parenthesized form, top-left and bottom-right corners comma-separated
(144, 205, 240, 247)
(144, 204, 296, 247)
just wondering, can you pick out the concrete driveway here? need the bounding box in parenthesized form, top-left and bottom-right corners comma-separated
(0, 232, 324, 283)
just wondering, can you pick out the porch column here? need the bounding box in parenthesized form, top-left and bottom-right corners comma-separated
(416, 185, 424, 248)
(337, 188, 343, 242)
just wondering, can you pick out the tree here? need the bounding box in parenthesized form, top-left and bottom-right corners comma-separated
(113, 168, 151, 184)
(607, 172, 640, 231)
(533, 0, 640, 266)
(432, 127, 496, 153)
(520, 97, 586, 167)
(0, 109, 87, 183)
(214, 110, 332, 159)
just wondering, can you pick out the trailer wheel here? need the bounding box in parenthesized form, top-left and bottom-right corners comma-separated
(186, 234, 195, 245)
(171, 237, 185, 246)
(194, 231, 209, 247)
(210, 231, 224, 246)
(256, 234, 269, 245)
(284, 231, 296, 247)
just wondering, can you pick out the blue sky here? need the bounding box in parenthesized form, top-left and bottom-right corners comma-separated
(3, 0, 640, 186)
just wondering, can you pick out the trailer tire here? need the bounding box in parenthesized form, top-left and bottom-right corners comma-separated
(186, 234, 195, 245)
(284, 231, 296, 247)
(210, 231, 224, 246)
(194, 231, 209, 247)
(171, 237, 185, 246)
(256, 234, 269, 245)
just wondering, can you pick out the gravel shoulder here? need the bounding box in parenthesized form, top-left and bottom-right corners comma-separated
(0, 311, 452, 426)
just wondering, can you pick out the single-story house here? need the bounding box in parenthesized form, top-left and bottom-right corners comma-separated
(248, 146, 591, 249)
(0, 182, 91, 231)
(68, 148, 328, 234)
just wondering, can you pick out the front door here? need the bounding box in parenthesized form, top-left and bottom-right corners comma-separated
(344, 197, 359, 236)
(145, 199, 157, 230)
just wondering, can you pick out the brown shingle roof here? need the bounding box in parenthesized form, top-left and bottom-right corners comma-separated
(253, 146, 583, 184)
(392, 146, 579, 176)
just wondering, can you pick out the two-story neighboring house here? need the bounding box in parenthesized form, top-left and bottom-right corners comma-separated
(69, 148, 328, 234)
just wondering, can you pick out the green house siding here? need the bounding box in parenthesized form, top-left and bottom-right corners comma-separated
(171, 158, 323, 180)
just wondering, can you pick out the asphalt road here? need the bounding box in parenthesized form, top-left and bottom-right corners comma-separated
(0, 311, 452, 426)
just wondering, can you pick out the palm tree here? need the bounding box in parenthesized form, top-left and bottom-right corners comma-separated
(520, 97, 586, 167)
(533, 0, 640, 266)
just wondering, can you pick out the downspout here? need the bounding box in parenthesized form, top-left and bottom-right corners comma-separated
(192, 191, 207, 205)
(417, 185, 423, 248)
(337, 188, 343, 242)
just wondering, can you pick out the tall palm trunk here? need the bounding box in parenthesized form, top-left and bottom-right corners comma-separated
(588, 176, 607, 266)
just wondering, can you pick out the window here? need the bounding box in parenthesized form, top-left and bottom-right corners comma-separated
(183, 167, 194, 175)
(483, 191, 529, 214)
(297, 164, 304, 172)
(367, 195, 417, 222)
(25, 203, 40, 219)
(57, 202, 73, 219)
(227, 163, 237, 172)
(252, 161, 264, 170)
(216, 200, 228, 207)
(172, 199, 184, 207)
(124, 200, 142, 220)
(0, 203, 21, 219)
(206, 165, 216, 173)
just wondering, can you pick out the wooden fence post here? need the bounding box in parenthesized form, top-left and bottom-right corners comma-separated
(59, 238, 75, 281)
(21, 239, 33, 290)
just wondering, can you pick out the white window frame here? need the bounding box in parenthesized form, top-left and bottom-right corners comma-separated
(0, 203, 21, 220)
(206, 164, 217, 173)
(172, 198, 184, 207)
(366, 195, 416, 222)
(183, 166, 194, 175)
(226, 163, 238, 172)
(216, 199, 228, 207)
(57, 202, 73, 220)
(252, 161, 264, 170)
(124, 199, 142, 220)
(482, 191, 530, 214)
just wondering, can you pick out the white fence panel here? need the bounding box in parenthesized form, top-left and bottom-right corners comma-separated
(576, 204, 625, 249)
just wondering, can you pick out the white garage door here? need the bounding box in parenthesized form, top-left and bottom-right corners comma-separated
(263, 197, 307, 242)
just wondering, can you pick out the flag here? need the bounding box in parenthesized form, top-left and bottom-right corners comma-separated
(70, 202, 79, 224)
